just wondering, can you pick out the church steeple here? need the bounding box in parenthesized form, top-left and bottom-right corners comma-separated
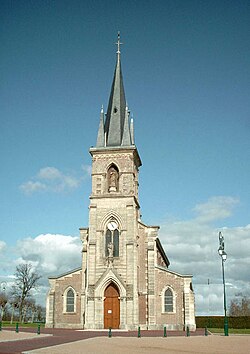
(96, 106, 105, 147)
(96, 33, 133, 148)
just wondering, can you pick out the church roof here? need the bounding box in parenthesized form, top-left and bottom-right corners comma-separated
(48, 266, 82, 279)
(156, 238, 170, 267)
(96, 33, 134, 148)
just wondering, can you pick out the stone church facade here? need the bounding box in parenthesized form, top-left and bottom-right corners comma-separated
(46, 35, 196, 331)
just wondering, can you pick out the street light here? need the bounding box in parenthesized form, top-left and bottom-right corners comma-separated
(218, 231, 228, 336)
(0, 282, 7, 292)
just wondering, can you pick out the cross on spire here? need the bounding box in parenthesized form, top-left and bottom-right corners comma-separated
(116, 31, 123, 55)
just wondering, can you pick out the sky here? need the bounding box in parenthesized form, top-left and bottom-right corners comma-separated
(1, 0, 250, 316)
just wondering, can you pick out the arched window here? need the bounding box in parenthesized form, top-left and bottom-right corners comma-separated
(105, 220, 119, 257)
(66, 289, 75, 312)
(113, 229, 119, 257)
(105, 229, 112, 256)
(164, 288, 173, 312)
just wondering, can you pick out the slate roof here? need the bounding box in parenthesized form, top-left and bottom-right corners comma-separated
(96, 34, 133, 148)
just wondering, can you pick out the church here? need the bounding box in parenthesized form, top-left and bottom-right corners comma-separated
(45, 35, 196, 331)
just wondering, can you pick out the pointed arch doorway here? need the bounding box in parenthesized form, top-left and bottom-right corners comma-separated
(104, 283, 120, 329)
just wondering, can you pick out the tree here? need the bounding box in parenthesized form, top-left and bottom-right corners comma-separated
(23, 297, 36, 323)
(12, 263, 42, 322)
(0, 291, 8, 321)
(9, 299, 19, 324)
(35, 304, 46, 322)
(229, 296, 250, 316)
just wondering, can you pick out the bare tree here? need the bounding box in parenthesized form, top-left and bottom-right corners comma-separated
(12, 263, 41, 322)
(9, 299, 19, 324)
(229, 296, 250, 316)
(23, 297, 36, 323)
(0, 291, 8, 321)
(36, 304, 46, 322)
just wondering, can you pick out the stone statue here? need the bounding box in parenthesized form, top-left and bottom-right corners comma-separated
(107, 241, 113, 257)
(108, 167, 118, 192)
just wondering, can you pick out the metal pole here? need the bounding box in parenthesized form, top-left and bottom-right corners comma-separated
(222, 258, 228, 336)
(218, 232, 228, 337)
(163, 325, 167, 337)
(138, 326, 141, 338)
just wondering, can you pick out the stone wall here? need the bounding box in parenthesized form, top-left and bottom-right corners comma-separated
(46, 269, 83, 329)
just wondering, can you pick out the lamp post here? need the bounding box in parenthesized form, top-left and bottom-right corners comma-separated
(218, 232, 228, 336)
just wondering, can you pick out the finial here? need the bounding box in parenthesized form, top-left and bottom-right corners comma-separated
(101, 104, 104, 113)
(116, 31, 123, 55)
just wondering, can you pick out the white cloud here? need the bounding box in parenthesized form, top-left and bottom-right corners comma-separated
(0, 241, 6, 252)
(20, 181, 47, 194)
(38, 167, 62, 180)
(159, 196, 250, 315)
(193, 196, 239, 223)
(82, 164, 92, 177)
(16, 233, 82, 276)
(20, 166, 82, 194)
(0, 241, 8, 274)
(0, 233, 82, 306)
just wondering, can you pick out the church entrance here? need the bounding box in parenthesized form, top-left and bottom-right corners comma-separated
(104, 283, 120, 329)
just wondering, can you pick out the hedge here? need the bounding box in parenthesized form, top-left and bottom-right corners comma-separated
(196, 316, 250, 329)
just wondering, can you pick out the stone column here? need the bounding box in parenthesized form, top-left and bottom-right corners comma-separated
(183, 277, 196, 331)
(45, 282, 55, 328)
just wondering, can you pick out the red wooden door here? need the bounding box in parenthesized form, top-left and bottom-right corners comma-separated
(104, 283, 120, 329)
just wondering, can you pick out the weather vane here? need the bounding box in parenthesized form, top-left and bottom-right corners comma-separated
(116, 31, 123, 54)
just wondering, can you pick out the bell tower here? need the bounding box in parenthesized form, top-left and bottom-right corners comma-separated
(83, 33, 142, 329)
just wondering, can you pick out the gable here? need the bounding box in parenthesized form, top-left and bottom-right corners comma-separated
(156, 238, 170, 268)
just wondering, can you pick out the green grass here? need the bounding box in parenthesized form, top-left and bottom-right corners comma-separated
(1, 321, 45, 328)
(209, 328, 250, 334)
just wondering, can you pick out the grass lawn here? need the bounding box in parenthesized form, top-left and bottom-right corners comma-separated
(1, 321, 45, 328)
(209, 328, 250, 334)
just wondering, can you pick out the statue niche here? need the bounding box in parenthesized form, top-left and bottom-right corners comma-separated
(108, 165, 119, 192)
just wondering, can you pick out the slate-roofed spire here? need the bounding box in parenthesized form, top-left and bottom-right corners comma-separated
(96, 33, 133, 148)
(121, 105, 131, 146)
(96, 106, 105, 147)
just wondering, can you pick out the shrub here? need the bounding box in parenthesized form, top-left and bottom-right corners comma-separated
(196, 316, 250, 329)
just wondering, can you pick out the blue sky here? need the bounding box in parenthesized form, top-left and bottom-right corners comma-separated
(1, 0, 250, 315)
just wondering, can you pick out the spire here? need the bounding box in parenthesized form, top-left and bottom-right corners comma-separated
(121, 105, 132, 146)
(95, 33, 134, 148)
(130, 115, 135, 145)
(96, 106, 105, 147)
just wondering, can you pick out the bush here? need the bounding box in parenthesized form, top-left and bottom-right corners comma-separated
(196, 316, 250, 329)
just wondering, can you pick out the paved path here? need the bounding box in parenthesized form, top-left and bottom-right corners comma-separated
(25, 335, 250, 354)
(1, 328, 249, 354)
(0, 328, 204, 354)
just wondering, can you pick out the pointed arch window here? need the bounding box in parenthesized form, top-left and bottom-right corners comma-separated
(66, 289, 75, 313)
(105, 220, 120, 257)
(164, 288, 173, 312)
(113, 229, 119, 257)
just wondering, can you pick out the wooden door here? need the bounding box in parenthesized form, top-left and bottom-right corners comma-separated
(104, 283, 120, 329)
